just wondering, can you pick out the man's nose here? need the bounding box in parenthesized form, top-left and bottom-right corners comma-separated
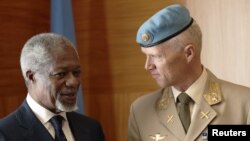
(144, 57, 154, 70)
(65, 73, 80, 87)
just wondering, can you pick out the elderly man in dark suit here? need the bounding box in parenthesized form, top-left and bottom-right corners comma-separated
(0, 33, 105, 141)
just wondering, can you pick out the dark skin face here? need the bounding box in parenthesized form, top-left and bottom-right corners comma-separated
(27, 46, 81, 113)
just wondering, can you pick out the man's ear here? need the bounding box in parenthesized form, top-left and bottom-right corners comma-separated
(184, 44, 195, 63)
(26, 70, 35, 83)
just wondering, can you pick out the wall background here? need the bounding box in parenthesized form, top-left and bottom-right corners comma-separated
(0, 0, 249, 141)
(0, 0, 50, 119)
(186, 0, 250, 87)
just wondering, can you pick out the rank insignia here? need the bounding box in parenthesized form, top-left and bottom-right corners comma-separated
(200, 111, 210, 119)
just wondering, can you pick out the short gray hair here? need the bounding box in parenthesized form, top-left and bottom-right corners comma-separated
(165, 20, 202, 53)
(20, 33, 76, 84)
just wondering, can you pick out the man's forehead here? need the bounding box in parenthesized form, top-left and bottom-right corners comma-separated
(141, 45, 163, 54)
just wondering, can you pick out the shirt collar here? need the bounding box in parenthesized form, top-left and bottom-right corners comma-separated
(172, 68, 208, 103)
(26, 94, 67, 124)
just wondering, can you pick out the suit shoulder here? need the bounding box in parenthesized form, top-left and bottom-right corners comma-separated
(220, 79, 250, 93)
(207, 70, 250, 98)
(131, 89, 163, 110)
(0, 111, 18, 128)
(0, 110, 22, 139)
(219, 79, 250, 101)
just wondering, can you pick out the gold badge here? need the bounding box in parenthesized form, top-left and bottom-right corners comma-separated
(203, 81, 222, 105)
(200, 111, 210, 119)
(150, 133, 166, 141)
(158, 88, 170, 110)
(167, 115, 174, 123)
(142, 33, 150, 42)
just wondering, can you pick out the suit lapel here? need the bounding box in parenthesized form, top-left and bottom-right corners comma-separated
(185, 72, 223, 141)
(24, 123, 54, 141)
(185, 98, 217, 141)
(156, 88, 186, 140)
(16, 101, 54, 141)
(67, 113, 90, 141)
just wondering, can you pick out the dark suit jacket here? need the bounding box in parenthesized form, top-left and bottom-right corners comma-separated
(0, 101, 105, 141)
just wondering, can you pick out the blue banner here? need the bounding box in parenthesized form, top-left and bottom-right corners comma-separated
(50, 0, 84, 114)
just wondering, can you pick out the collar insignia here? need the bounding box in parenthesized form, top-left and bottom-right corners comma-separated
(158, 88, 170, 110)
(203, 81, 222, 105)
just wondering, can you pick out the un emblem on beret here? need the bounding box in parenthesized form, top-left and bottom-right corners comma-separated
(142, 33, 150, 42)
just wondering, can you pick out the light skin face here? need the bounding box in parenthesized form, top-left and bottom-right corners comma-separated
(141, 41, 199, 91)
(27, 46, 81, 113)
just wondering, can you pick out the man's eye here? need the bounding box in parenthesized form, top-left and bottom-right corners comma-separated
(156, 55, 162, 58)
(151, 55, 162, 59)
(73, 70, 81, 77)
(53, 72, 67, 78)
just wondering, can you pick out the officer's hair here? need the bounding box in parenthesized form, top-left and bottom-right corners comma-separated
(166, 20, 202, 54)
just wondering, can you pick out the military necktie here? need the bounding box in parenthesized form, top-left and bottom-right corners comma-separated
(50, 115, 68, 141)
(177, 93, 192, 133)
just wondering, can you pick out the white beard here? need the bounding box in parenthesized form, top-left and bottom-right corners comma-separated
(55, 98, 78, 112)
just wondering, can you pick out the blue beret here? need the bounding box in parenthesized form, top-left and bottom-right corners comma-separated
(136, 4, 193, 47)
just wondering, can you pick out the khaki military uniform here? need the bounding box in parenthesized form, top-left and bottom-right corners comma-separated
(128, 70, 250, 141)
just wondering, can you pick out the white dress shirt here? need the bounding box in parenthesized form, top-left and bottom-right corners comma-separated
(26, 94, 75, 141)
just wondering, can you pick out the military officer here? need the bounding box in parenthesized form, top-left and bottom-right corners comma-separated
(128, 4, 250, 141)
